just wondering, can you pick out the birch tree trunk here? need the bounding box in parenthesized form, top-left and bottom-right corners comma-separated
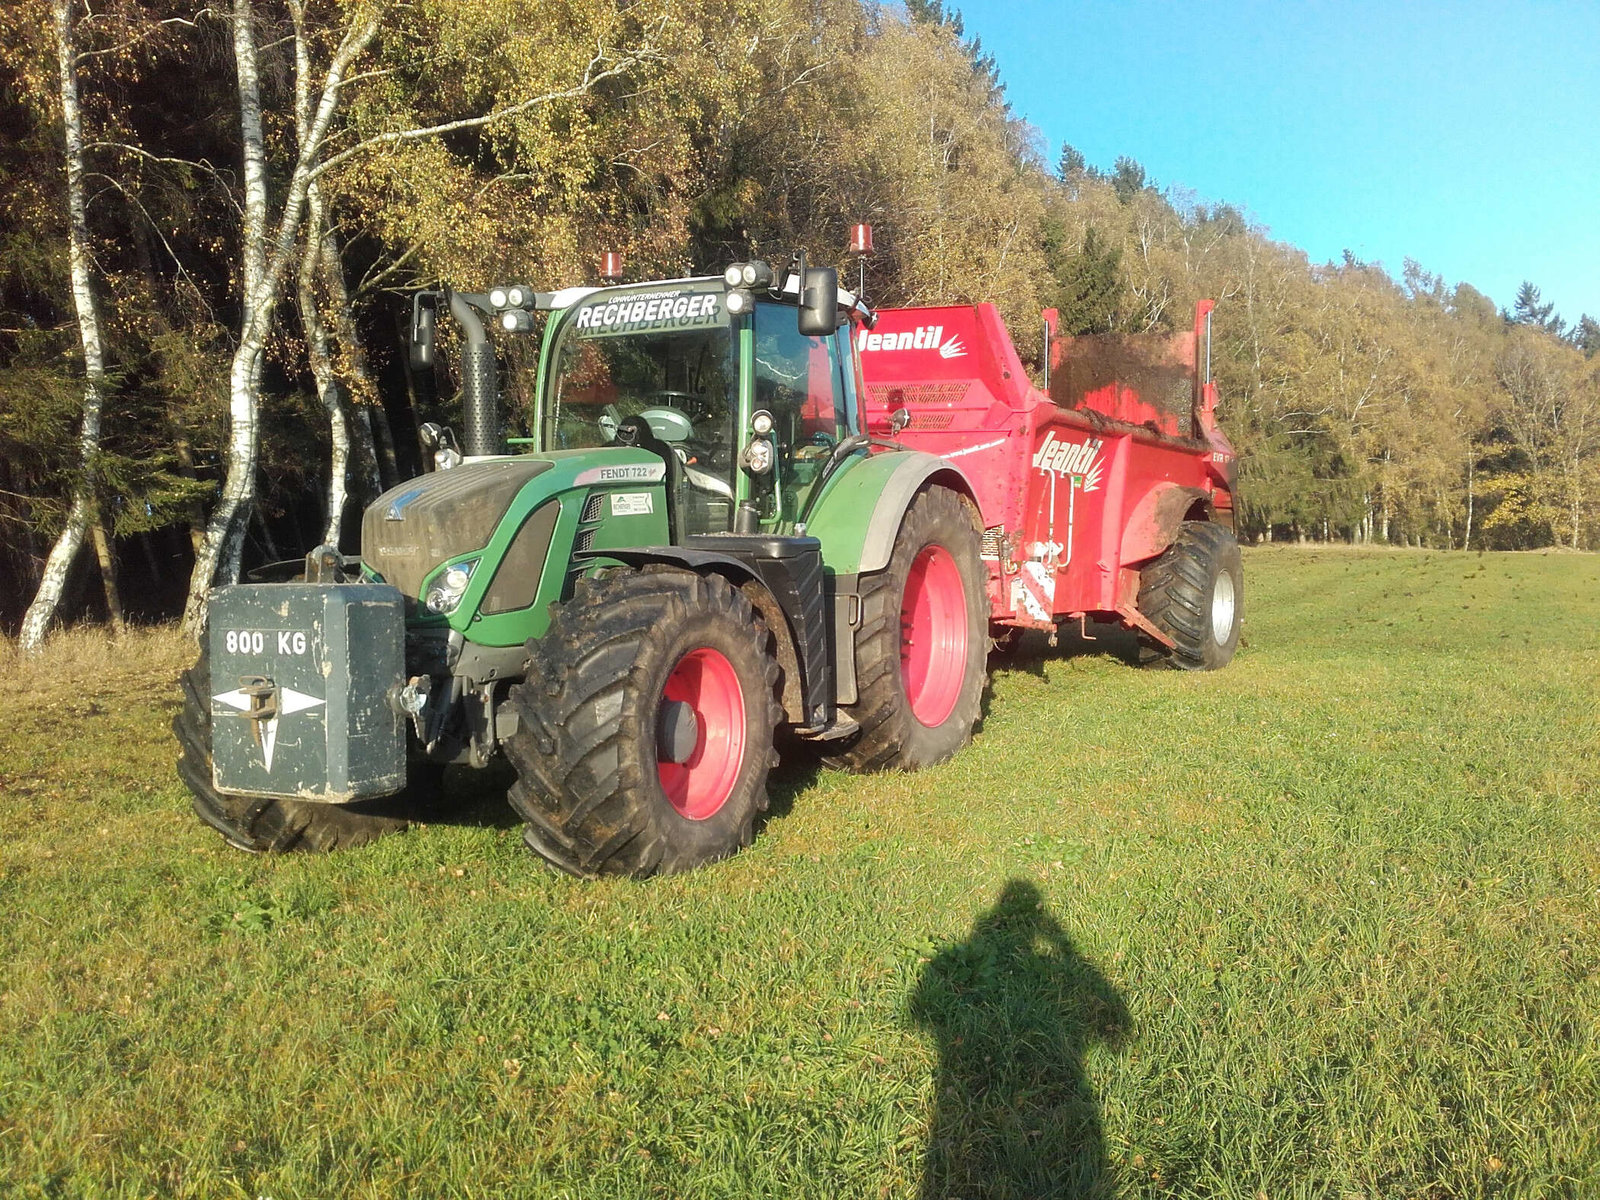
(181, 0, 379, 637)
(181, 0, 267, 636)
(19, 0, 110, 655)
(290, 9, 351, 547)
(299, 184, 351, 547)
(319, 226, 390, 493)
(88, 505, 125, 634)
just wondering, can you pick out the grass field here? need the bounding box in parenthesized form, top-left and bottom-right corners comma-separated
(2, 546, 1598, 1199)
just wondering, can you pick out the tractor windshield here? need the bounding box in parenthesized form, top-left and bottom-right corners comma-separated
(547, 284, 735, 454)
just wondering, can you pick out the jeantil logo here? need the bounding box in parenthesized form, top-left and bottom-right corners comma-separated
(856, 326, 967, 358)
(1032, 433, 1104, 492)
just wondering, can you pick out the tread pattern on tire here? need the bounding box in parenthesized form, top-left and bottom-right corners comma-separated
(174, 645, 412, 853)
(504, 567, 780, 878)
(1136, 520, 1243, 671)
(824, 485, 987, 773)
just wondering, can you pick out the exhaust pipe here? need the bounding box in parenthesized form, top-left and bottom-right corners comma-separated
(449, 291, 498, 457)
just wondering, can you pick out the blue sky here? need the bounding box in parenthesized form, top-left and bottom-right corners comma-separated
(952, 0, 1600, 325)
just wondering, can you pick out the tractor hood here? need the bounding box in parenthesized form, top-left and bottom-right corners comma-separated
(361, 458, 552, 599)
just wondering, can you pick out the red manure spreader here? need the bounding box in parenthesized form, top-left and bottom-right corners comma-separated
(857, 301, 1242, 667)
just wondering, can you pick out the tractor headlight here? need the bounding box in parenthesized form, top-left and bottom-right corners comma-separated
(424, 558, 479, 614)
(741, 437, 774, 475)
(500, 310, 534, 333)
(725, 287, 755, 315)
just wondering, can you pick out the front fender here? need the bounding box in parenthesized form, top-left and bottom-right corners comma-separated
(804, 450, 978, 576)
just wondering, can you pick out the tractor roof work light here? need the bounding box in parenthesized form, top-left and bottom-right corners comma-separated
(723, 260, 774, 290)
(499, 310, 534, 334)
(725, 287, 755, 316)
(489, 284, 537, 310)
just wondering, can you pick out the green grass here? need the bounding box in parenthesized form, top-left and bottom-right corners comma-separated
(2, 546, 1598, 1198)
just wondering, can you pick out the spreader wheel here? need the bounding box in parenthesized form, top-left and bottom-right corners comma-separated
(1136, 520, 1244, 670)
(504, 568, 780, 878)
(826, 485, 986, 773)
(174, 644, 416, 853)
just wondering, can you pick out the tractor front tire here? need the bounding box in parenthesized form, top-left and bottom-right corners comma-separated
(1136, 520, 1243, 670)
(174, 646, 414, 853)
(505, 569, 780, 878)
(826, 486, 987, 773)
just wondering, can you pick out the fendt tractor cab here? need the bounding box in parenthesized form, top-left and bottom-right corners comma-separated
(176, 257, 992, 876)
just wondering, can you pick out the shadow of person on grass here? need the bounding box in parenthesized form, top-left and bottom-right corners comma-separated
(911, 881, 1130, 1200)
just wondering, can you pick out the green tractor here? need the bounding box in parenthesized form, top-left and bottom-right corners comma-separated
(175, 259, 988, 876)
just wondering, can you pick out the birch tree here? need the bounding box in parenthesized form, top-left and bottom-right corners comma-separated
(289, 0, 345, 546)
(181, 0, 648, 636)
(18, 0, 111, 654)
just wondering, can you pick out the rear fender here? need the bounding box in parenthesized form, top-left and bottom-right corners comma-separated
(1119, 483, 1212, 566)
(803, 452, 979, 709)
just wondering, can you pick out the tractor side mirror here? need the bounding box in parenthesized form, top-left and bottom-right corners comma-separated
(798, 267, 838, 337)
(409, 294, 436, 371)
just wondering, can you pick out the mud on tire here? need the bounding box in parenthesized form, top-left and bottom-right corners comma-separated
(504, 568, 780, 878)
(825, 485, 987, 773)
(1136, 520, 1243, 670)
(174, 645, 414, 853)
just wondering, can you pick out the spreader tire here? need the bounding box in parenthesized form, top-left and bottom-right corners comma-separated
(1136, 520, 1243, 670)
(505, 568, 780, 878)
(174, 645, 414, 853)
(826, 486, 986, 773)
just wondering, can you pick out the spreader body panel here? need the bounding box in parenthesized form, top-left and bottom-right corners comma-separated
(858, 303, 1236, 631)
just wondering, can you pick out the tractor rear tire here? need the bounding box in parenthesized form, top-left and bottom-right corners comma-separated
(1136, 520, 1243, 670)
(504, 568, 780, 878)
(825, 486, 986, 773)
(174, 645, 415, 853)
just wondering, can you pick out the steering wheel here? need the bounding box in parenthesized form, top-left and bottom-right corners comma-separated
(647, 390, 707, 421)
(638, 404, 696, 444)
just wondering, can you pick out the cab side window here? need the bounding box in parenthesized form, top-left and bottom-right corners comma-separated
(753, 304, 848, 523)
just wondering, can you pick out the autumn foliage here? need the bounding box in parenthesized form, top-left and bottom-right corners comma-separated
(2, 0, 1596, 635)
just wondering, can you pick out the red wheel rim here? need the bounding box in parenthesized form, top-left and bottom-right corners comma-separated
(900, 545, 968, 727)
(658, 647, 746, 820)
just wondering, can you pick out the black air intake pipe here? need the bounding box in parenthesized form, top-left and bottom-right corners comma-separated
(449, 291, 499, 457)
